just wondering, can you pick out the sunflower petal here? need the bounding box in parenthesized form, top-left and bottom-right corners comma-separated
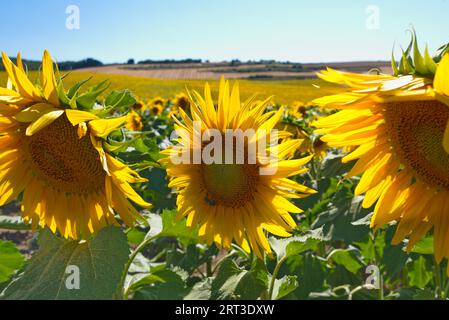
(41, 50, 59, 106)
(434, 54, 449, 97)
(26, 109, 64, 136)
(1, 52, 41, 100)
(66, 109, 99, 126)
(88, 115, 128, 137)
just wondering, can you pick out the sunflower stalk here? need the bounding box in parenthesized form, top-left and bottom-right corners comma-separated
(268, 256, 287, 300)
(434, 259, 444, 299)
(116, 234, 159, 300)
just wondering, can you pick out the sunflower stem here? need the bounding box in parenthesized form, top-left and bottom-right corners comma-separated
(434, 259, 443, 300)
(206, 257, 213, 277)
(116, 234, 158, 300)
(372, 231, 384, 300)
(268, 257, 286, 300)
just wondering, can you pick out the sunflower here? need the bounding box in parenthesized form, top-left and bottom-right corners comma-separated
(149, 98, 164, 116)
(132, 100, 146, 111)
(160, 78, 316, 257)
(312, 137, 328, 160)
(173, 93, 191, 112)
(275, 122, 311, 158)
(0, 51, 151, 239)
(287, 101, 307, 119)
(126, 111, 144, 131)
(313, 34, 449, 270)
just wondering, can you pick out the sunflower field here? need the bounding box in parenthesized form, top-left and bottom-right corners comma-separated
(1, 33, 449, 304)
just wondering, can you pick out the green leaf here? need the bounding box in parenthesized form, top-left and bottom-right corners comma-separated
(271, 275, 298, 300)
(67, 77, 92, 99)
(288, 253, 326, 299)
(126, 228, 146, 245)
(146, 209, 198, 245)
(211, 256, 268, 300)
(412, 30, 429, 76)
(57, 81, 70, 106)
(0, 241, 25, 283)
(104, 90, 136, 110)
(381, 227, 409, 277)
(410, 236, 433, 255)
(0, 215, 30, 231)
(328, 249, 363, 274)
(2, 227, 129, 299)
(270, 228, 324, 262)
(131, 268, 189, 300)
(413, 288, 435, 300)
(184, 278, 213, 300)
(76, 80, 109, 110)
(408, 256, 432, 289)
(312, 190, 372, 243)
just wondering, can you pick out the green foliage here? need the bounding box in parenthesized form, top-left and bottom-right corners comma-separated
(0, 241, 24, 283)
(1, 227, 129, 299)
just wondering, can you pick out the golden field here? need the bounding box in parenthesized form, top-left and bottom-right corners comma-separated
(0, 71, 342, 105)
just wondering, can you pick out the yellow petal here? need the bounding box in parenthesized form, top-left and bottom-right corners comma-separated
(14, 103, 57, 123)
(16, 52, 24, 72)
(0, 88, 32, 105)
(26, 109, 64, 136)
(434, 54, 449, 97)
(41, 50, 59, 106)
(77, 122, 88, 138)
(1, 52, 41, 100)
(65, 109, 99, 126)
(88, 115, 128, 137)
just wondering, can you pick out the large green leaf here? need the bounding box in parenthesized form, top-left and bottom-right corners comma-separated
(288, 253, 326, 299)
(0, 241, 25, 283)
(327, 249, 363, 274)
(131, 268, 189, 300)
(271, 275, 298, 300)
(146, 209, 198, 245)
(210, 257, 268, 300)
(270, 228, 325, 262)
(2, 227, 129, 300)
(76, 80, 109, 110)
(104, 90, 136, 110)
(408, 256, 432, 289)
(410, 236, 433, 255)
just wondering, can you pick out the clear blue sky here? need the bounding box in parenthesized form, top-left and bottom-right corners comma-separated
(1, 0, 448, 63)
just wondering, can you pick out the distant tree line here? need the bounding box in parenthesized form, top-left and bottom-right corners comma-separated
(0, 57, 103, 71)
(137, 58, 202, 64)
(0, 56, 311, 71)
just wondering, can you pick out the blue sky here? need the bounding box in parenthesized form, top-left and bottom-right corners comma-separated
(1, 0, 449, 63)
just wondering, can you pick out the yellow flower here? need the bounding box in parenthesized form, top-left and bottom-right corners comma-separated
(132, 100, 146, 111)
(288, 101, 307, 119)
(313, 37, 449, 271)
(312, 137, 328, 160)
(148, 97, 165, 116)
(275, 122, 311, 158)
(126, 111, 144, 131)
(0, 51, 151, 239)
(152, 97, 166, 107)
(173, 93, 191, 112)
(160, 78, 315, 257)
(149, 103, 163, 116)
